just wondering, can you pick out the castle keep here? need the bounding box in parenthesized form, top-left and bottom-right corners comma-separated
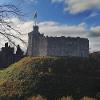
(27, 25, 89, 57)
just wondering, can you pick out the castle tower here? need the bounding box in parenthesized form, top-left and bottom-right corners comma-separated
(27, 25, 41, 56)
(27, 12, 40, 56)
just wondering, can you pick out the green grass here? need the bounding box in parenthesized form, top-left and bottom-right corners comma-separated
(0, 56, 58, 96)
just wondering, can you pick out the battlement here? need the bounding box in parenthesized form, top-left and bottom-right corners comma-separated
(46, 36, 88, 42)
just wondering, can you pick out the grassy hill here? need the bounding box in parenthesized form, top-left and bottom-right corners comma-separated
(0, 56, 100, 99)
(0, 57, 58, 96)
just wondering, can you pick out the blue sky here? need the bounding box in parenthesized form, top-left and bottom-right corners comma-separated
(1, 0, 100, 26)
(1, 0, 100, 52)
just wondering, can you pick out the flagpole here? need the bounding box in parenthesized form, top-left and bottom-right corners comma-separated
(34, 11, 37, 26)
(35, 17, 37, 26)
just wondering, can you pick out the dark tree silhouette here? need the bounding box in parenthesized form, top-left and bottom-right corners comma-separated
(0, 4, 25, 46)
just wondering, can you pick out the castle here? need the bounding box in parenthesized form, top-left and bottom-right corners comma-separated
(0, 43, 24, 68)
(27, 25, 89, 57)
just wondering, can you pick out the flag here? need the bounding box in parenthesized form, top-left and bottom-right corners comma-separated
(34, 11, 37, 19)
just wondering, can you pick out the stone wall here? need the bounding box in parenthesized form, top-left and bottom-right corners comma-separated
(38, 35, 47, 56)
(47, 37, 89, 57)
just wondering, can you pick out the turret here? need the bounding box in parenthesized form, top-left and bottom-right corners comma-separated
(33, 25, 39, 33)
(5, 43, 8, 48)
(16, 45, 23, 56)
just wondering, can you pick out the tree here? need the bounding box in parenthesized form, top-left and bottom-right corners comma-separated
(0, 4, 25, 46)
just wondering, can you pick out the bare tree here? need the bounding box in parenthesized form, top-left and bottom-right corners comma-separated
(0, 4, 26, 47)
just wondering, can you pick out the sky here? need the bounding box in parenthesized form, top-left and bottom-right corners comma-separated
(0, 0, 100, 52)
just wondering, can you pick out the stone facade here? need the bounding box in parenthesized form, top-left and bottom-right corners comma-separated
(27, 25, 89, 57)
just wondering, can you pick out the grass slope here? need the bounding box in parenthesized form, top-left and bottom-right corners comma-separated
(0, 57, 58, 96)
(0, 56, 100, 99)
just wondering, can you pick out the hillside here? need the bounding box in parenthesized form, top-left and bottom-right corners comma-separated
(0, 56, 100, 99)
(0, 57, 58, 96)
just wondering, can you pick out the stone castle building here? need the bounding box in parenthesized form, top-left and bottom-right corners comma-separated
(27, 25, 89, 57)
(0, 43, 24, 68)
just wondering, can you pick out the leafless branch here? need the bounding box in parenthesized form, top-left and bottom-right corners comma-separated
(0, 4, 26, 47)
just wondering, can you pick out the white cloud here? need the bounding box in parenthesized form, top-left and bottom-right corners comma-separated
(39, 21, 88, 37)
(52, 0, 100, 14)
(90, 26, 100, 37)
(85, 12, 98, 20)
(1, 17, 100, 52)
(0, 18, 33, 51)
(24, 0, 37, 2)
(52, 0, 64, 3)
(21, 0, 38, 4)
(89, 12, 98, 18)
(12, 18, 88, 38)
